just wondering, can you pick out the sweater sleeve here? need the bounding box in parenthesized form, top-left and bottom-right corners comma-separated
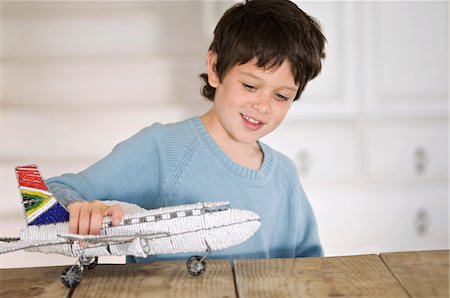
(294, 182, 324, 258)
(47, 124, 165, 208)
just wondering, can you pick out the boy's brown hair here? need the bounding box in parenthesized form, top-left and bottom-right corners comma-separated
(200, 0, 326, 102)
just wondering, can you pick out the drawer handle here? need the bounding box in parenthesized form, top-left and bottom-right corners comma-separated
(413, 146, 429, 175)
(296, 149, 312, 177)
(413, 207, 430, 236)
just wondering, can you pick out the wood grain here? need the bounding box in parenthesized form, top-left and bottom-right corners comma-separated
(0, 265, 70, 298)
(380, 250, 449, 297)
(71, 260, 236, 298)
(234, 255, 409, 297)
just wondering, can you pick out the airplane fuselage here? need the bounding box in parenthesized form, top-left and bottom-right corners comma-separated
(21, 201, 261, 258)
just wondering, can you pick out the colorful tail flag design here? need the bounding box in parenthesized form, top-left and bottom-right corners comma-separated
(16, 165, 69, 226)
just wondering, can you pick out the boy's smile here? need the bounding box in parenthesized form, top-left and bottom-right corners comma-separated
(241, 113, 265, 131)
(201, 51, 298, 168)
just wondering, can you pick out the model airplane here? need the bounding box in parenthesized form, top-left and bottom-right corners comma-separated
(0, 165, 261, 288)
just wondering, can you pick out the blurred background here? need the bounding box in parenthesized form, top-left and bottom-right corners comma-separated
(0, 1, 448, 268)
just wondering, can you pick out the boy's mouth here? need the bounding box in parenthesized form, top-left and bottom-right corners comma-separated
(241, 113, 264, 130)
(241, 114, 261, 124)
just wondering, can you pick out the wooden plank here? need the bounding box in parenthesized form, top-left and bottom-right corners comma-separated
(72, 260, 236, 298)
(0, 266, 70, 298)
(234, 255, 409, 297)
(380, 250, 449, 297)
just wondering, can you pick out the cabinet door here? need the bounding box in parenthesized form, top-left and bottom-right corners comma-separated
(363, 1, 448, 114)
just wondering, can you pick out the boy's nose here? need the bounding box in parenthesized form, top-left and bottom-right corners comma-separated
(252, 97, 271, 114)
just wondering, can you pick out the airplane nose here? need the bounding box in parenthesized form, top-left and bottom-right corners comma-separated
(202, 208, 261, 251)
(247, 210, 260, 221)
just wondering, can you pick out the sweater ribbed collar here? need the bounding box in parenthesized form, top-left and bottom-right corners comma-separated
(189, 116, 274, 183)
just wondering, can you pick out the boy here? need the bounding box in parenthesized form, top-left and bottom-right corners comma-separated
(48, 0, 326, 262)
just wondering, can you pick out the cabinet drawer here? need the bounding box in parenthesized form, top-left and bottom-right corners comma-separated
(262, 123, 358, 182)
(308, 184, 448, 256)
(366, 122, 447, 180)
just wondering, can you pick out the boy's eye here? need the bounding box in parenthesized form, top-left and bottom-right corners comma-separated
(243, 83, 256, 90)
(275, 93, 289, 101)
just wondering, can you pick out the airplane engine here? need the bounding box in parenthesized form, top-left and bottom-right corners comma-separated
(122, 237, 149, 258)
(140, 238, 150, 255)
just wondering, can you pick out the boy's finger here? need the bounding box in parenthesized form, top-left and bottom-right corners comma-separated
(105, 205, 123, 226)
(78, 205, 91, 236)
(68, 206, 80, 234)
(89, 207, 105, 235)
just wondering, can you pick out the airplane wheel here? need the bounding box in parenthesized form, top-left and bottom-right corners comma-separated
(187, 256, 207, 276)
(84, 257, 98, 270)
(61, 265, 83, 288)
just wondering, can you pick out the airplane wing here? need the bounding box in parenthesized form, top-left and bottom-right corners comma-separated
(57, 232, 169, 244)
(0, 239, 68, 254)
(0, 232, 170, 254)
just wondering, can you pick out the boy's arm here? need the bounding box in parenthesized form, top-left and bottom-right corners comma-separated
(294, 183, 324, 258)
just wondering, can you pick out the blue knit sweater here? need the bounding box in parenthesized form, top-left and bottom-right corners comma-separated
(47, 116, 323, 262)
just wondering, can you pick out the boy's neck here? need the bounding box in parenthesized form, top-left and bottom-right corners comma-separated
(200, 112, 264, 171)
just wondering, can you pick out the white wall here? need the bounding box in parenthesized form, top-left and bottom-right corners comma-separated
(0, 1, 448, 268)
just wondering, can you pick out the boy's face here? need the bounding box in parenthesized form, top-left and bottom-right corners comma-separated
(205, 52, 298, 145)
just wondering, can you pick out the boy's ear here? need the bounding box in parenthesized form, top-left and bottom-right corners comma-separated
(206, 51, 220, 88)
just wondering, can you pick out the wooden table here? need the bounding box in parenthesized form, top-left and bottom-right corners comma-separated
(0, 250, 448, 297)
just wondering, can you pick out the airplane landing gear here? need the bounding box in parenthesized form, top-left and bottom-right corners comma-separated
(61, 265, 82, 288)
(80, 256, 98, 270)
(187, 244, 211, 276)
(187, 256, 207, 276)
(60, 256, 98, 288)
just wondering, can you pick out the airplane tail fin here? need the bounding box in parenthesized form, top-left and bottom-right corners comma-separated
(15, 165, 69, 226)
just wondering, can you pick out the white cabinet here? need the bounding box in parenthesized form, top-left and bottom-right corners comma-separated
(266, 1, 448, 256)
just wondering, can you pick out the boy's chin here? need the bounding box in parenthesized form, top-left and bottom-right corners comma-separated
(236, 133, 265, 144)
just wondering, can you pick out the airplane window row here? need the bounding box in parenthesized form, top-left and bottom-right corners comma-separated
(102, 208, 207, 228)
(102, 203, 230, 229)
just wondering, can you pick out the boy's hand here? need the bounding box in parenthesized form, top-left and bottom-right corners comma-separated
(67, 200, 123, 236)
